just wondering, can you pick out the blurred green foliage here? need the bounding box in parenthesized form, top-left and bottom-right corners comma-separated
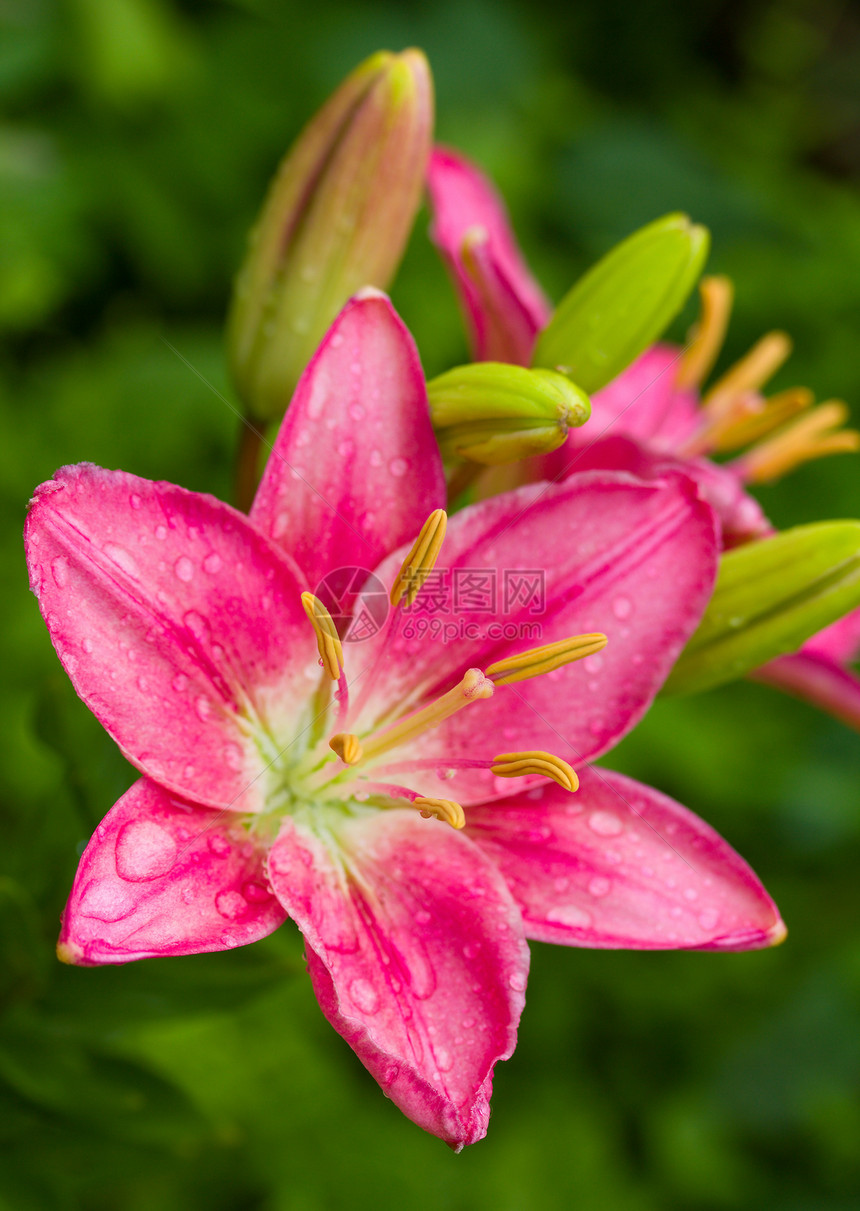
(1, 0, 859, 1208)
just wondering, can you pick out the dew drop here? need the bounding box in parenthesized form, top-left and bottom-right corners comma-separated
(82, 637, 93, 654)
(242, 880, 270, 903)
(79, 879, 136, 922)
(207, 833, 231, 857)
(172, 673, 189, 693)
(180, 885, 195, 904)
(195, 695, 211, 721)
(670, 906, 683, 919)
(215, 889, 248, 920)
(462, 942, 479, 960)
(612, 596, 632, 620)
(174, 556, 194, 582)
(203, 552, 222, 574)
(338, 439, 354, 458)
(129, 493, 142, 509)
(415, 909, 432, 926)
(349, 977, 380, 1015)
(698, 908, 720, 931)
(115, 819, 178, 881)
(223, 742, 244, 771)
(588, 810, 623, 837)
(588, 876, 611, 897)
(508, 971, 527, 993)
(389, 457, 408, 478)
(103, 543, 139, 575)
(546, 904, 592, 929)
(435, 1047, 453, 1072)
(51, 556, 69, 587)
(584, 653, 603, 675)
(329, 332, 344, 349)
(155, 525, 168, 540)
(349, 403, 365, 421)
(683, 888, 698, 902)
(369, 449, 383, 468)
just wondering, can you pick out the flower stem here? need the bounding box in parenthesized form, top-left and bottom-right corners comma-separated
(235, 422, 265, 512)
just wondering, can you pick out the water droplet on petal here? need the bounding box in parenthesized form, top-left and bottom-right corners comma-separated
(79, 878, 136, 922)
(203, 552, 222, 574)
(389, 457, 408, 478)
(103, 543, 139, 576)
(172, 673, 188, 692)
(435, 1047, 453, 1072)
(129, 493, 142, 509)
(584, 654, 603, 675)
(588, 811, 623, 837)
(195, 695, 211, 721)
(369, 449, 383, 468)
(683, 888, 698, 902)
(349, 977, 380, 1015)
(546, 904, 592, 929)
(223, 742, 243, 771)
(508, 970, 527, 992)
(115, 819, 178, 881)
(174, 556, 194, 582)
(155, 525, 168, 540)
(82, 637, 93, 654)
(415, 910, 431, 926)
(51, 557, 69, 587)
(215, 889, 248, 920)
(242, 880, 270, 903)
(698, 908, 720, 931)
(612, 596, 632, 620)
(207, 833, 231, 857)
(588, 876, 611, 897)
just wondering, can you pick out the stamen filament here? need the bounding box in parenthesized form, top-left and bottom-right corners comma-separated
(676, 276, 734, 390)
(390, 509, 448, 608)
(329, 732, 363, 765)
(360, 668, 494, 763)
(736, 401, 860, 483)
(708, 386, 813, 452)
(487, 633, 608, 685)
(301, 592, 344, 680)
(703, 331, 792, 421)
(491, 750, 579, 792)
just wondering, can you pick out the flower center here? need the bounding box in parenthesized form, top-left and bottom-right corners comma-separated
(259, 511, 607, 831)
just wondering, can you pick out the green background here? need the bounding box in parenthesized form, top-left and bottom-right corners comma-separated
(2, 0, 859, 1207)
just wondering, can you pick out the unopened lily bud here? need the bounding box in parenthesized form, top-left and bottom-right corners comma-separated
(427, 362, 590, 464)
(227, 49, 433, 421)
(533, 213, 710, 393)
(664, 521, 860, 696)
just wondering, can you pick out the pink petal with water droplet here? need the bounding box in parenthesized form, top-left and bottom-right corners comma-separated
(466, 767, 785, 950)
(267, 810, 529, 1149)
(25, 464, 314, 811)
(427, 146, 550, 364)
(353, 471, 718, 802)
(251, 292, 445, 588)
(58, 778, 286, 965)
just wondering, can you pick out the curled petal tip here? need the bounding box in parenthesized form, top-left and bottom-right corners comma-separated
(56, 939, 84, 966)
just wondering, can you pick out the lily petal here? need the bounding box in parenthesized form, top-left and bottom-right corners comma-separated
(542, 434, 771, 548)
(251, 291, 445, 588)
(354, 471, 718, 801)
(427, 146, 550, 364)
(466, 767, 785, 950)
(58, 779, 286, 965)
(801, 606, 860, 665)
(267, 809, 529, 1149)
(25, 464, 314, 811)
(752, 650, 860, 733)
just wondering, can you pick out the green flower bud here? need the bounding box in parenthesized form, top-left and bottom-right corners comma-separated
(532, 213, 710, 393)
(427, 362, 590, 465)
(227, 49, 433, 421)
(664, 521, 860, 696)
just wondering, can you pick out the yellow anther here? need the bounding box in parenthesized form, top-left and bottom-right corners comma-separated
(703, 330, 792, 421)
(360, 668, 493, 763)
(390, 509, 448, 608)
(301, 592, 344, 680)
(739, 401, 860, 483)
(491, 751, 579, 793)
(676, 276, 734, 390)
(708, 386, 813, 453)
(414, 796, 466, 830)
(329, 733, 363, 765)
(486, 633, 608, 686)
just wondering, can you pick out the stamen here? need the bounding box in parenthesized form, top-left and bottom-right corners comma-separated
(329, 732, 363, 765)
(390, 509, 448, 608)
(708, 386, 813, 452)
(736, 401, 860, 483)
(486, 633, 608, 685)
(301, 592, 344, 680)
(491, 751, 579, 792)
(675, 276, 734, 390)
(414, 796, 466, 829)
(703, 331, 792, 421)
(360, 668, 494, 762)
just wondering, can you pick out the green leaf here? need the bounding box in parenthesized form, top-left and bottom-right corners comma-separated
(532, 212, 709, 392)
(664, 522, 860, 696)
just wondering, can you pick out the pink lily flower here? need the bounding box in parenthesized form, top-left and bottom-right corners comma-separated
(26, 291, 784, 1149)
(427, 145, 860, 732)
